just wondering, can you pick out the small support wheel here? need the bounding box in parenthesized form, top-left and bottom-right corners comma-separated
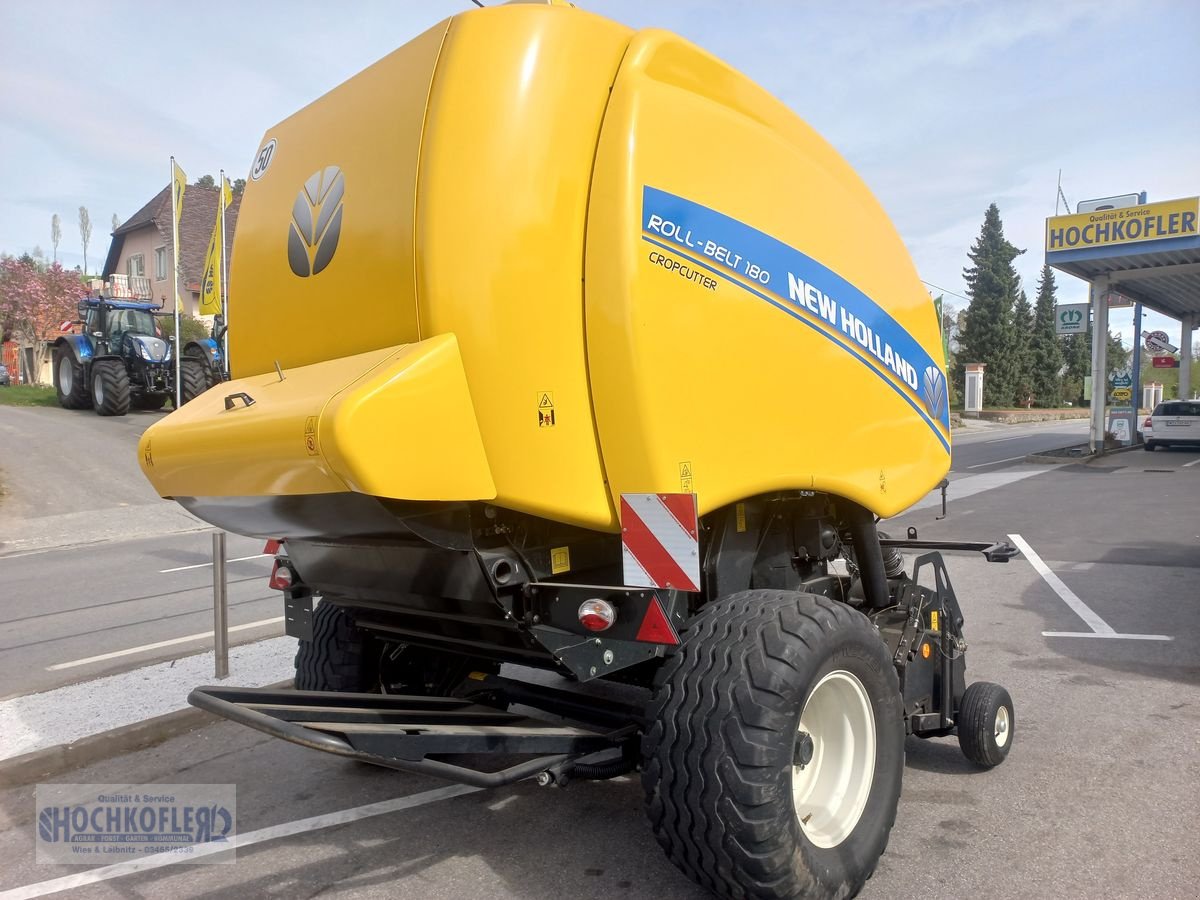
(957, 681, 1014, 767)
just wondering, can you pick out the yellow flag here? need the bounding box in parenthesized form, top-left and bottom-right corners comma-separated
(199, 177, 233, 316)
(171, 160, 187, 232)
(198, 218, 222, 315)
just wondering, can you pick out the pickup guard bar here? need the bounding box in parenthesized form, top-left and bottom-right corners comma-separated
(189, 685, 634, 789)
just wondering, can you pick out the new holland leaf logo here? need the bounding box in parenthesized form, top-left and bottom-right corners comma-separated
(288, 166, 345, 277)
(921, 365, 948, 421)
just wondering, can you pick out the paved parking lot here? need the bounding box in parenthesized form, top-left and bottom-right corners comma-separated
(1, 450, 1196, 899)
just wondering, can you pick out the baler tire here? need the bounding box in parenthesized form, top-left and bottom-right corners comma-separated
(179, 358, 209, 405)
(54, 349, 92, 409)
(91, 360, 130, 417)
(956, 681, 1014, 768)
(642, 590, 904, 900)
(294, 602, 378, 692)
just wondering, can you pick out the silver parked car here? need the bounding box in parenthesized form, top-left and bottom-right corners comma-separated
(1143, 400, 1200, 450)
(0, 363, 10, 386)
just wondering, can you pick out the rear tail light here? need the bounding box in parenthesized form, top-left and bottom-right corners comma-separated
(1143, 417, 1152, 428)
(578, 598, 616, 632)
(268, 560, 293, 591)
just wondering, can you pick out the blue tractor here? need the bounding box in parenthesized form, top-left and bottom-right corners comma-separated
(52, 298, 223, 416)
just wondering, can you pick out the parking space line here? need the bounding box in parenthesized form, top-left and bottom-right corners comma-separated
(46, 617, 285, 671)
(1183, 457, 1200, 468)
(0, 784, 481, 900)
(1008, 533, 1172, 641)
(159, 554, 268, 574)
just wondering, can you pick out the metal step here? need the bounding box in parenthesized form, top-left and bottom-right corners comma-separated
(189, 685, 630, 787)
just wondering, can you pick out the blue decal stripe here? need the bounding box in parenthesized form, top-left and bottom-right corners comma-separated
(641, 187, 947, 416)
(642, 234, 951, 455)
(644, 231, 914, 395)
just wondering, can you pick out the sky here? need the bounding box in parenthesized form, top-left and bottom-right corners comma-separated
(1, 0, 1197, 349)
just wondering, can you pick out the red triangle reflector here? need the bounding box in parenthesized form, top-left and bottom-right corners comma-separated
(263, 539, 281, 555)
(635, 597, 679, 645)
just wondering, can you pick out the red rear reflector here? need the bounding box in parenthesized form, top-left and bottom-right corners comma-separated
(635, 597, 679, 645)
(268, 562, 292, 590)
(263, 539, 281, 555)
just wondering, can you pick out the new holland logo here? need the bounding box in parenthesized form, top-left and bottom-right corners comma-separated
(288, 166, 345, 277)
(922, 365, 947, 421)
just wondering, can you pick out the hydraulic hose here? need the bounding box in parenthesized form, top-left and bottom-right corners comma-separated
(844, 502, 890, 610)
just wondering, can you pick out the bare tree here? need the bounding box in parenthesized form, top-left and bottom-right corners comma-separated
(112, 213, 119, 233)
(51, 214, 61, 262)
(78, 206, 93, 276)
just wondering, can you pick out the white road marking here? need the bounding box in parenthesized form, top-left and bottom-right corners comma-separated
(966, 455, 1027, 469)
(1007, 534, 1172, 641)
(0, 784, 481, 900)
(895, 466, 1049, 514)
(983, 435, 1030, 444)
(1042, 631, 1173, 641)
(159, 553, 268, 573)
(1182, 457, 1200, 468)
(46, 617, 285, 670)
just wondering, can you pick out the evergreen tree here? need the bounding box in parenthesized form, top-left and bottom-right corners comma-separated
(1029, 265, 1065, 407)
(1011, 288, 1033, 405)
(958, 204, 1023, 406)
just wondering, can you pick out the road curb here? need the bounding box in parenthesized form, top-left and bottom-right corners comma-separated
(0, 707, 214, 788)
(1025, 442, 1146, 465)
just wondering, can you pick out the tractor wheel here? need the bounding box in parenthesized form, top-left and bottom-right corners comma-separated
(295, 602, 380, 692)
(54, 349, 92, 410)
(957, 681, 1014, 768)
(90, 360, 131, 417)
(134, 393, 169, 411)
(642, 590, 904, 900)
(180, 358, 210, 404)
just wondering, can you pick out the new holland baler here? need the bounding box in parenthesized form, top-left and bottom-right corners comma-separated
(138, 4, 1016, 897)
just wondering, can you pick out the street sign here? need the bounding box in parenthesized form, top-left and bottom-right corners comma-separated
(1109, 368, 1133, 389)
(1144, 330, 1178, 354)
(1152, 355, 1180, 369)
(1055, 303, 1089, 335)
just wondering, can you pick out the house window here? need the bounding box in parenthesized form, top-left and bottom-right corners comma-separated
(155, 247, 167, 280)
(127, 254, 145, 278)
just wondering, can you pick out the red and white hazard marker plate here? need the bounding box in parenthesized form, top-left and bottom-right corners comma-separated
(620, 493, 700, 592)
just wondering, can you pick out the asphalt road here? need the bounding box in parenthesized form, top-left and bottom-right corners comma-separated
(1, 452, 1196, 899)
(0, 530, 280, 700)
(949, 418, 1089, 471)
(0, 405, 281, 698)
(0, 406, 203, 556)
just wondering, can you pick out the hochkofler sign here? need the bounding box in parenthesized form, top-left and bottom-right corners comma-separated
(1046, 197, 1199, 252)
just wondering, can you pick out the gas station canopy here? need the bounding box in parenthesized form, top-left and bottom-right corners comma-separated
(1045, 195, 1199, 451)
(1045, 196, 1200, 320)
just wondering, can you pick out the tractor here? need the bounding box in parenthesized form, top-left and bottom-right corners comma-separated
(52, 296, 222, 416)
